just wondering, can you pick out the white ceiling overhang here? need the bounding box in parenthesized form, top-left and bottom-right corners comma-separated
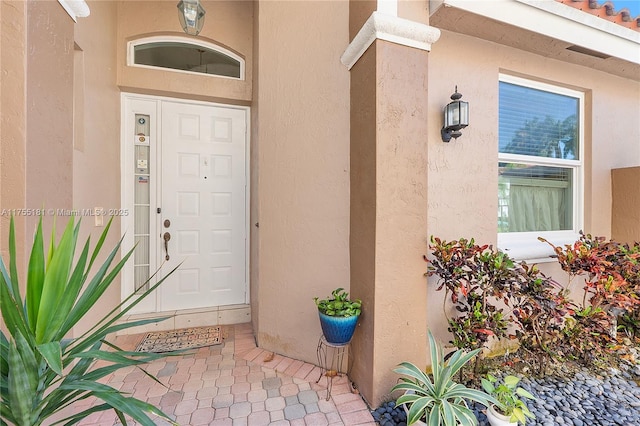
(58, 0, 90, 22)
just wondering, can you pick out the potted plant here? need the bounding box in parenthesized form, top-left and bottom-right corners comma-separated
(481, 374, 536, 426)
(314, 287, 361, 344)
(1, 217, 179, 425)
(391, 331, 497, 425)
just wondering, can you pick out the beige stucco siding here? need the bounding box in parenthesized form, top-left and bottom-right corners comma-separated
(0, 0, 28, 277)
(1, 0, 75, 297)
(429, 30, 640, 245)
(426, 29, 640, 338)
(116, 0, 253, 104)
(26, 0, 74, 234)
(254, 0, 350, 364)
(72, 0, 121, 336)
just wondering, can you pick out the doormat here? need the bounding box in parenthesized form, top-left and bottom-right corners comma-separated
(135, 326, 222, 353)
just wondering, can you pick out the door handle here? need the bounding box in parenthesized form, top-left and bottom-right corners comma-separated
(163, 232, 171, 260)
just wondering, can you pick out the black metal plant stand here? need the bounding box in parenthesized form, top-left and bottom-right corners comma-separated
(316, 334, 352, 401)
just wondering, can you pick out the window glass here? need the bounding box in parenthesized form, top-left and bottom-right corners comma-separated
(498, 78, 582, 237)
(499, 82, 579, 160)
(498, 163, 573, 233)
(133, 42, 241, 78)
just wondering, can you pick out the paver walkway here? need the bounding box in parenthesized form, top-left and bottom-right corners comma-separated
(69, 323, 376, 425)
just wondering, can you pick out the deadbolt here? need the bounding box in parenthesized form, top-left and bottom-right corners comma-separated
(164, 219, 171, 228)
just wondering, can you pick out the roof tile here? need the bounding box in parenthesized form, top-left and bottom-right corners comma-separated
(556, 0, 640, 31)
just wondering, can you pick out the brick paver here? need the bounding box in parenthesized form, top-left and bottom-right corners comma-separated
(70, 323, 374, 425)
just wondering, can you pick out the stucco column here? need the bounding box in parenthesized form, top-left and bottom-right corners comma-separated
(344, 11, 440, 405)
(1, 0, 28, 286)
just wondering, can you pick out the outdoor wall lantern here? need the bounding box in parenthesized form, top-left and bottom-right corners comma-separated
(441, 86, 469, 142)
(177, 0, 206, 36)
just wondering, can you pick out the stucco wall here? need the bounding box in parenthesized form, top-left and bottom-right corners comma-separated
(71, 0, 121, 336)
(0, 1, 122, 337)
(254, 0, 350, 363)
(0, 0, 77, 331)
(0, 0, 28, 335)
(26, 0, 74, 234)
(116, 0, 253, 104)
(0, 0, 28, 274)
(426, 29, 640, 339)
(349, 43, 377, 403)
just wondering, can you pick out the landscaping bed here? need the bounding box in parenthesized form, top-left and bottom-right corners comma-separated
(376, 234, 640, 425)
(373, 343, 640, 426)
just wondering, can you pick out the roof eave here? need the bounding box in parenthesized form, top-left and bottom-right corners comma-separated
(430, 0, 640, 66)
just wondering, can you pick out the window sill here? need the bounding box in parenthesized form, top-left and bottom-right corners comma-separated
(498, 231, 579, 263)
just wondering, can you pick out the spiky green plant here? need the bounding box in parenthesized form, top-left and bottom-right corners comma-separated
(0, 217, 179, 426)
(391, 331, 497, 426)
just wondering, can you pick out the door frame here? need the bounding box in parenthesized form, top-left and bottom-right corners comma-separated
(120, 92, 250, 315)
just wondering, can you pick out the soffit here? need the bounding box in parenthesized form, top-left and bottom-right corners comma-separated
(429, 1, 640, 81)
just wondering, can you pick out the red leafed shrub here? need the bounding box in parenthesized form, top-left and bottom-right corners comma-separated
(540, 233, 640, 362)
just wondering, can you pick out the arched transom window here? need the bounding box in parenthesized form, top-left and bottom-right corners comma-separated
(128, 36, 244, 80)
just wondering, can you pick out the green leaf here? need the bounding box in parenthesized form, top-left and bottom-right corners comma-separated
(516, 387, 536, 400)
(504, 375, 520, 387)
(7, 339, 34, 425)
(0, 268, 32, 346)
(481, 378, 494, 394)
(60, 240, 131, 341)
(14, 332, 38, 391)
(26, 218, 45, 332)
(7, 217, 21, 302)
(36, 341, 63, 377)
(47, 237, 91, 341)
(427, 406, 440, 426)
(53, 402, 112, 426)
(513, 407, 526, 424)
(407, 396, 431, 425)
(36, 219, 77, 343)
(440, 400, 456, 426)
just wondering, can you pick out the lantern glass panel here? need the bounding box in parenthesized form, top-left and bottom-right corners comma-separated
(178, 0, 206, 36)
(459, 101, 469, 128)
(444, 102, 459, 128)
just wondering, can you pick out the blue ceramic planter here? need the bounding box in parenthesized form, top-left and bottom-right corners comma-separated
(318, 311, 359, 344)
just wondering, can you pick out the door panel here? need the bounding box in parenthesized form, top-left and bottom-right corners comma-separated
(160, 101, 247, 311)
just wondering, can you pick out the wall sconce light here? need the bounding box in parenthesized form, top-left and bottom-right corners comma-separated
(177, 0, 206, 36)
(441, 86, 469, 142)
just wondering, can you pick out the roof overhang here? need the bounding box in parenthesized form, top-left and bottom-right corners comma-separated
(429, 0, 640, 80)
(58, 0, 90, 22)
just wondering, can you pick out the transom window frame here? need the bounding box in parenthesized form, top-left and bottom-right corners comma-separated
(127, 35, 245, 81)
(497, 73, 585, 262)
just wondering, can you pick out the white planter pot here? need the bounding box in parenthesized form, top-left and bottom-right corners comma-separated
(486, 405, 517, 426)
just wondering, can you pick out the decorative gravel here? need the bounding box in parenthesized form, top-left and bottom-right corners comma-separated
(371, 400, 407, 426)
(373, 365, 640, 426)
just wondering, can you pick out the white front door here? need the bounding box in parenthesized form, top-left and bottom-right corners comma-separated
(121, 94, 248, 315)
(159, 101, 247, 311)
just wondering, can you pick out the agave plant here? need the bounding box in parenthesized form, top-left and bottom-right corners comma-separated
(0, 217, 179, 426)
(391, 331, 497, 426)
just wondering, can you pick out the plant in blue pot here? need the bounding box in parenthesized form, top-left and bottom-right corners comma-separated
(314, 288, 362, 344)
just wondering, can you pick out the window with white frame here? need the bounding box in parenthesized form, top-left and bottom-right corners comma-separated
(497, 75, 584, 260)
